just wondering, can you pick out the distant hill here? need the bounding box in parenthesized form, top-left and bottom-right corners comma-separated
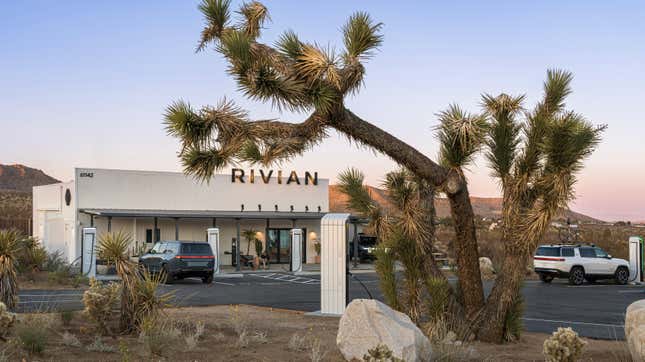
(0, 164, 59, 193)
(329, 185, 602, 223)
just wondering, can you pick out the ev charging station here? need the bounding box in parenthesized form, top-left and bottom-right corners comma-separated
(290, 228, 303, 273)
(629, 236, 644, 283)
(207, 228, 221, 275)
(320, 213, 350, 315)
(81, 227, 97, 278)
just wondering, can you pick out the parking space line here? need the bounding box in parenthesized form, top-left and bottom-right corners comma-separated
(522, 317, 623, 328)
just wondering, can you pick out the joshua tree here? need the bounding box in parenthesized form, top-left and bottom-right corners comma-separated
(165, 1, 603, 342)
(165, 0, 483, 318)
(339, 168, 448, 324)
(474, 70, 604, 342)
(0, 230, 20, 309)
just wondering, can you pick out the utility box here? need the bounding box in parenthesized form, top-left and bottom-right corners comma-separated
(320, 213, 350, 315)
(629, 236, 644, 283)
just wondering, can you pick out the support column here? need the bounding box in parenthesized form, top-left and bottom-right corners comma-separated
(153, 217, 159, 242)
(212, 218, 217, 227)
(90, 215, 94, 227)
(107, 216, 112, 232)
(174, 218, 180, 240)
(235, 219, 241, 272)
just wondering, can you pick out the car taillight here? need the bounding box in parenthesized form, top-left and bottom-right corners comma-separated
(533, 257, 565, 261)
(174, 255, 214, 259)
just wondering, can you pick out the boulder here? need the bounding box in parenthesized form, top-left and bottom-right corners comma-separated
(626, 299, 645, 361)
(479, 257, 495, 280)
(336, 299, 432, 361)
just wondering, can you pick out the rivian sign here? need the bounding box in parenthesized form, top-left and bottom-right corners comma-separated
(231, 168, 318, 185)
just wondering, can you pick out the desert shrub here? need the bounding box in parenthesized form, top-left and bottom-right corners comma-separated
(424, 312, 477, 362)
(229, 305, 249, 337)
(131, 267, 173, 330)
(21, 244, 48, 272)
(503, 292, 524, 342)
(183, 320, 205, 351)
(308, 337, 326, 362)
(71, 275, 89, 288)
(288, 333, 307, 352)
(44, 250, 66, 272)
(0, 302, 16, 339)
(543, 327, 586, 362)
(363, 344, 403, 362)
(86, 336, 117, 353)
(118, 340, 130, 362)
(16, 315, 49, 353)
(138, 315, 181, 356)
(61, 331, 81, 347)
(60, 310, 74, 326)
(0, 229, 20, 309)
(82, 278, 120, 334)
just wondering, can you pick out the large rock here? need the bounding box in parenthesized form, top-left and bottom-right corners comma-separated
(626, 299, 645, 361)
(336, 299, 432, 361)
(479, 257, 495, 280)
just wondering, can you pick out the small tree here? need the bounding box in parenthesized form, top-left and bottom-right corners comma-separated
(242, 229, 258, 255)
(0, 230, 20, 309)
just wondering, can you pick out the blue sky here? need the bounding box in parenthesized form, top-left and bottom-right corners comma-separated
(1, 1, 644, 221)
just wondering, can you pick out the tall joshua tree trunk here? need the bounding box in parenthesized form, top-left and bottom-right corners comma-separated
(333, 109, 485, 317)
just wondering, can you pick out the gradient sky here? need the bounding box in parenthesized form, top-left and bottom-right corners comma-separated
(2, 1, 644, 221)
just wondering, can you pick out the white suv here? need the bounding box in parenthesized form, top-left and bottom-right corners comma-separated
(533, 244, 630, 285)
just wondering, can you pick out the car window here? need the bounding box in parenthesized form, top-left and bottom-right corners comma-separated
(536, 247, 560, 257)
(579, 248, 596, 258)
(165, 242, 180, 254)
(561, 247, 575, 257)
(594, 248, 608, 258)
(181, 243, 213, 255)
(151, 242, 165, 253)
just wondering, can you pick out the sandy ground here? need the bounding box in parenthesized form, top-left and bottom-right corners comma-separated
(18, 272, 88, 290)
(0, 305, 632, 361)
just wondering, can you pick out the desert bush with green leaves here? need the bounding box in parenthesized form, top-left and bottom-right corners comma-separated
(0, 301, 16, 340)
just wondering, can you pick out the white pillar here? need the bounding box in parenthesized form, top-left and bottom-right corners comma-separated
(208, 228, 221, 275)
(291, 228, 303, 272)
(81, 227, 97, 278)
(320, 213, 350, 315)
(629, 236, 643, 283)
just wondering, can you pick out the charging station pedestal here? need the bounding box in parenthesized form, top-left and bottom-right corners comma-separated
(207, 228, 221, 275)
(81, 227, 97, 278)
(320, 214, 350, 315)
(629, 236, 644, 283)
(291, 229, 303, 272)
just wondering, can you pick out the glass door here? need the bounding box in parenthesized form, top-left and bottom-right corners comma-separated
(267, 228, 291, 263)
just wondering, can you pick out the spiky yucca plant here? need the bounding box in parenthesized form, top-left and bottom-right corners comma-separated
(97, 231, 139, 332)
(0, 230, 20, 309)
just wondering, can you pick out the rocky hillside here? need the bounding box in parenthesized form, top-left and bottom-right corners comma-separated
(329, 185, 602, 223)
(0, 164, 59, 192)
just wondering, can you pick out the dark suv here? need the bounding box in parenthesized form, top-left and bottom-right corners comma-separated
(139, 241, 215, 284)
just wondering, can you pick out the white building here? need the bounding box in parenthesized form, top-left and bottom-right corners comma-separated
(33, 168, 329, 266)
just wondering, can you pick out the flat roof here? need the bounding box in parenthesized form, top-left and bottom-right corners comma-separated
(79, 208, 327, 220)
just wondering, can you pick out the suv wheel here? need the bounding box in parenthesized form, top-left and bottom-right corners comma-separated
(615, 267, 629, 285)
(568, 266, 585, 286)
(539, 273, 554, 283)
(202, 275, 214, 284)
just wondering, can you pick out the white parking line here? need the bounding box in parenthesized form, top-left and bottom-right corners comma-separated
(215, 281, 234, 286)
(249, 273, 320, 284)
(522, 317, 623, 328)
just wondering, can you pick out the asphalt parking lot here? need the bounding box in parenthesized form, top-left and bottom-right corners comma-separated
(17, 273, 643, 340)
